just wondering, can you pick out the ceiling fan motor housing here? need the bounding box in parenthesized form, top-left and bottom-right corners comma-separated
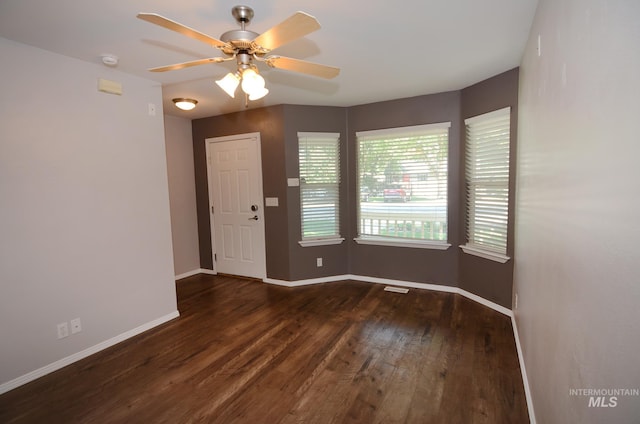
(220, 6, 260, 54)
(220, 29, 259, 51)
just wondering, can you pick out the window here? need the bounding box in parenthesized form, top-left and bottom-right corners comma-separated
(355, 122, 451, 249)
(298, 132, 343, 246)
(461, 107, 511, 262)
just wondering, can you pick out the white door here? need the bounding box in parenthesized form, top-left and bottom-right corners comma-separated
(206, 133, 266, 279)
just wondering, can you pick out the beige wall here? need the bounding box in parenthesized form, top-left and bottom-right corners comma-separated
(0, 37, 177, 390)
(164, 115, 200, 276)
(515, 0, 640, 422)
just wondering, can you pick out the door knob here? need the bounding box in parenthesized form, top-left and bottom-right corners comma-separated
(248, 215, 259, 221)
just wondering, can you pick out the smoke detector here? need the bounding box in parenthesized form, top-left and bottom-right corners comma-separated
(101, 54, 119, 67)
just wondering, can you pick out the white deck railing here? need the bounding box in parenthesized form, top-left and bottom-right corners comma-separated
(360, 209, 447, 240)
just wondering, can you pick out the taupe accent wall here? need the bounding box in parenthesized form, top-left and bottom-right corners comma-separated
(459, 68, 519, 307)
(192, 105, 289, 280)
(193, 69, 519, 307)
(282, 105, 349, 280)
(346, 91, 462, 286)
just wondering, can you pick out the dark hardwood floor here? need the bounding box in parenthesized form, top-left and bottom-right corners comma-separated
(0, 275, 529, 423)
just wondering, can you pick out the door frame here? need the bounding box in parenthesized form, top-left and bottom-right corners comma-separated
(205, 132, 266, 279)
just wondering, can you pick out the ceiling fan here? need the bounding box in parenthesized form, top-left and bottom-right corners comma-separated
(137, 5, 340, 102)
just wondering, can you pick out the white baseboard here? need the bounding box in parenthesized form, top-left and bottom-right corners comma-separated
(264, 274, 351, 287)
(0, 310, 180, 396)
(349, 274, 459, 294)
(175, 268, 216, 280)
(266, 274, 509, 317)
(175, 269, 201, 280)
(457, 288, 512, 317)
(265, 274, 456, 293)
(511, 314, 536, 424)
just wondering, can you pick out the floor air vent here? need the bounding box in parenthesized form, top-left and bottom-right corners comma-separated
(384, 286, 409, 294)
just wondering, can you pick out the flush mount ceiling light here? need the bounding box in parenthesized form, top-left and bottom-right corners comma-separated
(138, 5, 339, 105)
(172, 98, 198, 111)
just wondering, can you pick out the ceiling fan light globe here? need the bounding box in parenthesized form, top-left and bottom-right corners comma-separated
(248, 87, 269, 101)
(241, 69, 265, 94)
(216, 73, 240, 98)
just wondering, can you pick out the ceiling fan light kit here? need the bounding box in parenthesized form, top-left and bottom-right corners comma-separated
(172, 98, 198, 111)
(215, 72, 241, 98)
(138, 5, 339, 104)
(240, 68, 268, 99)
(215, 53, 269, 100)
(248, 85, 269, 101)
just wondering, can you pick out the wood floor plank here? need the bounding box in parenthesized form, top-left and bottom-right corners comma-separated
(0, 276, 529, 423)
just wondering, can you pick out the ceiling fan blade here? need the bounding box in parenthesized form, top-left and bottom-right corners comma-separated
(148, 57, 227, 72)
(266, 56, 340, 79)
(253, 12, 321, 52)
(137, 13, 227, 49)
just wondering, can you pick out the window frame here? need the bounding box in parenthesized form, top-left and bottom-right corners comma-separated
(460, 107, 512, 263)
(354, 122, 451, 250)
(297, 132, 344, 247)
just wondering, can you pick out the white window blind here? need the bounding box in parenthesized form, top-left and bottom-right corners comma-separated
(356, 123, 450, 244)
(298, 132, 340, 241)
(464, 107, 511, 257)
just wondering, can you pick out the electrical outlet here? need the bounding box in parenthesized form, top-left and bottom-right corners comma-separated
(70, 318, 82, 334)
(316, 257, 323, 267)
(57, 322, 69, 339)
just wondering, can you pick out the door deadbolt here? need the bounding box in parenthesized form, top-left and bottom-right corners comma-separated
(251, 204, 259, 212)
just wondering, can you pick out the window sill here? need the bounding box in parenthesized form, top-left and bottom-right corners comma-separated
(354, 237, 451, 250)
(299, 237, 345, 247)
(460, 244, 510, 263)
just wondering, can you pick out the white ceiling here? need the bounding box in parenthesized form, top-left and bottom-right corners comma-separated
(0, 0, 538, 119)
